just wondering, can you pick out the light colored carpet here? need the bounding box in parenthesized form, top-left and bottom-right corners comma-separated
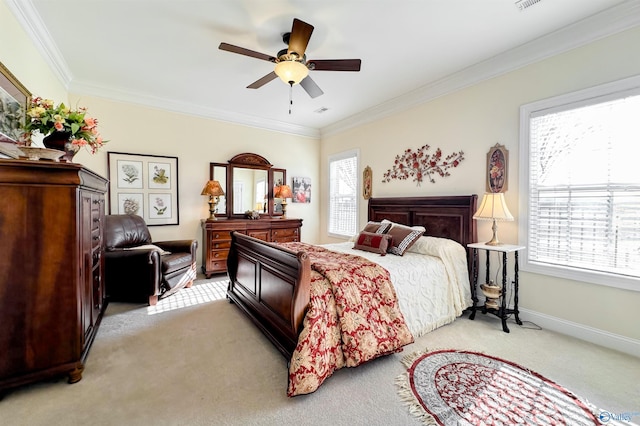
(1, 276, 638, 426)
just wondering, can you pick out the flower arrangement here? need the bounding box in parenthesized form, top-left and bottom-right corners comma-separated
(382, 144, 465, 186)
(23, 97, 106, 154)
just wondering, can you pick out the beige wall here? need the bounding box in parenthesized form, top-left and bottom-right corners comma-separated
(320, 27, 640, 343)
(69, 96, 320, 251)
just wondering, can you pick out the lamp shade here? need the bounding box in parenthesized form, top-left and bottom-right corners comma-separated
(201, 180, 225, 197)
(274, 61, 309, 85)
(274, 184, 293, 199)
(473, 193, 514, 221)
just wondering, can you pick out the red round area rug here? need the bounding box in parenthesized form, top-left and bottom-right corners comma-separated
(396, 349, 603, 425)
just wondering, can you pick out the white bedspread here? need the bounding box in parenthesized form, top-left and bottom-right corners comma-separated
(322, 236, 471, 337)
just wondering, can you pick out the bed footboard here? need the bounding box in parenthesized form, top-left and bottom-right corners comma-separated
(227, 232, 310, 359)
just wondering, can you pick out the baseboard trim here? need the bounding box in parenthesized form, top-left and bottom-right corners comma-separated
(519, 308, 640, 358)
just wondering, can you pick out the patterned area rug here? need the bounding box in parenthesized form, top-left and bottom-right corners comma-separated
(147, 280, 228, 315)
(396, 349, 622, 425)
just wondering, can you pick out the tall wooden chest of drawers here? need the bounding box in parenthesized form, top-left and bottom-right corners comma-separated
(0, 160, 108, 392)
(201, 218, 302, 277)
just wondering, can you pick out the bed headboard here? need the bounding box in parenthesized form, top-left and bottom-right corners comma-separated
(368, 195, 478, 252)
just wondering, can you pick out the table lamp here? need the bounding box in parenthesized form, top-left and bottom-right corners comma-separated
(201, 180, 225, 220)
(473, 193, 514, 246)
(274, 184, 293, 219)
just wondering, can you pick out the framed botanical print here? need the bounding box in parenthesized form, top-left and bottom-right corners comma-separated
(486, 144, 508, 193)
(107, 152, 179, 225)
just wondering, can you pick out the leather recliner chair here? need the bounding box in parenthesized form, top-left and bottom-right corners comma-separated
(104, 214, 197, 306)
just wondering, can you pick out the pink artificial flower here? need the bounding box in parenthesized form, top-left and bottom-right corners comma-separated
(84, 117, 97, 128)
(54, 122, 64, 131)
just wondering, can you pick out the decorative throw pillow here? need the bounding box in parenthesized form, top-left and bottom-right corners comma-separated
(353, 231, 393, 256)
(361, 221, 393, 234)
(385, 223, 426, 256)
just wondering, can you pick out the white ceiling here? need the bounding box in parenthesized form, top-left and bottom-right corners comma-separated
(7, 0, 640, 138)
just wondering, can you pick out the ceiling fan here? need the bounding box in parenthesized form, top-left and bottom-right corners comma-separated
(219, 18, 361, 99)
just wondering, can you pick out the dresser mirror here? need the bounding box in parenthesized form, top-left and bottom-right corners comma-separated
(209, 153, 286, 218)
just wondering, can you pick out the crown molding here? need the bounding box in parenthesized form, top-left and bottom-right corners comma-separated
(321, 0, 640, 138)
(69, 80, 320, 139)
(5, 0, 73, 88)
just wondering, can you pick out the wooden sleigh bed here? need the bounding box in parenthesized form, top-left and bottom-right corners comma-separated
(226, 195, 478, 361)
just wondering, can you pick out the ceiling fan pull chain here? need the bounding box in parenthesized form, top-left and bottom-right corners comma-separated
(289, 82, 293, 114)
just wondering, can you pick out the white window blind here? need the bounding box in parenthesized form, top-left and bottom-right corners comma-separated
(522, 79, 640, 290)
(328, 150, 358, 237)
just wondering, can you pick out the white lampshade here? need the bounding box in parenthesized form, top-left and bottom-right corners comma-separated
(274, 60, 309, 85)
(473, 193, 514, 221)
(473, 193, 513, 245)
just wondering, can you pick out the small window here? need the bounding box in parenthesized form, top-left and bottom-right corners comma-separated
(328, 150, 358, 238)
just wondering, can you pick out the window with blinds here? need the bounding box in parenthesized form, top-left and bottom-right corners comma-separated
(520, 77, 640, 291)
(328, 150, 358, 238)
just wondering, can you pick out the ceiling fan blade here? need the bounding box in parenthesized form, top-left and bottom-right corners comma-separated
(219, 42, 275, 62)
(287, 18, 314, 57)
(247, 72, 278, 89)
(300, 76, 324, 99)
(307, 59, 361, 72)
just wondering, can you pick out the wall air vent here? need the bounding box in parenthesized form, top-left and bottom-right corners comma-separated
(515, 0, 542, 11)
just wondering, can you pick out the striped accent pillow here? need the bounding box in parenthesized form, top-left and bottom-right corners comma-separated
(362, 221, 393, 234)
(384, 222, 425, 256)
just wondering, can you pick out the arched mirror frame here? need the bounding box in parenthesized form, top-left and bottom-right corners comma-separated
(209, 153, 286, 218)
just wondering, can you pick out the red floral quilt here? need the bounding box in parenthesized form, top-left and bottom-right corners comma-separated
(282, 242, 414, 397)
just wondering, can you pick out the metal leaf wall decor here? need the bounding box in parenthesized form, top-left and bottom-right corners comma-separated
(381, 144, 465, 186)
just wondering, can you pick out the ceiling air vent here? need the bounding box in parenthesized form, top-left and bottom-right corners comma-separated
(515, 0, 542, 11)
(314, 107, 329, 114)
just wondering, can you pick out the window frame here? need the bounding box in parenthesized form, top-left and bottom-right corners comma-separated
(327, 149, 359, 239)
(518, 74, 640, 292)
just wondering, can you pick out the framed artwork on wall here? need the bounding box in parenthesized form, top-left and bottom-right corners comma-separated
(107, 152, 179, 225)
(363, 166, 372, 199)
(486, 143, 508, 193)
(0, 61, 31, 145)
(292, 176, 311, 203)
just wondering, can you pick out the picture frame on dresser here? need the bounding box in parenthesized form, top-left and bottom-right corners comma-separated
(0, 61, 31, 144)
(107, 152, 179, 225)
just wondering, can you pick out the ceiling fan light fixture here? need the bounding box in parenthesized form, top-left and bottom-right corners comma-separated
(274, 60, 309, 85)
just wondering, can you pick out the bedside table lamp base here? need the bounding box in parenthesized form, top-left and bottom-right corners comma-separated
(485, 218, 502, 246)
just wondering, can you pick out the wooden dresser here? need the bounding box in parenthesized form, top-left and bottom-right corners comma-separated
(201, 218, 302, 277)
(0, 159, 108, 392)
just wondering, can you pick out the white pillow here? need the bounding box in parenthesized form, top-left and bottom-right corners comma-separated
(407, 236, 464, 257)
(124, 244, 171, 255)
